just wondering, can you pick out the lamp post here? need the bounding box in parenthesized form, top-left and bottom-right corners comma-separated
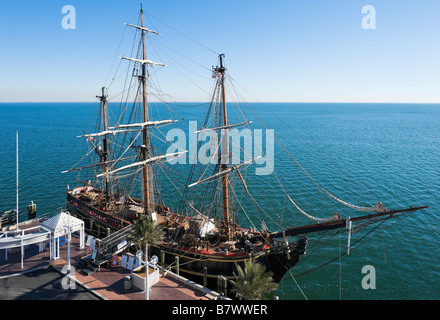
(67, 225, 72, 272)
(66, 212, 73, 273)
(136, 248, 158, 300)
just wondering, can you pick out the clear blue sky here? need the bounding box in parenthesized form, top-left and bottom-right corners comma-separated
(0, 0, 439, 103)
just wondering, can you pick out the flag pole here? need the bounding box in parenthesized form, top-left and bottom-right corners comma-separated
(16, 130, 19, 231)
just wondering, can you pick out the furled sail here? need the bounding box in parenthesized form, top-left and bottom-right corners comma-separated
(120, 56, 166, 67)
(319, 187, 388, 213)
(124, 23, 160, 35)
(195, 121, 251, 133)
(109, 119, 176, 129)
(96, 151, 187, 177)
(78, 128, 134, 138)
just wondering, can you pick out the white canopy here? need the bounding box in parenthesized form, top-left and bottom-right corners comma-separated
(40, 211, 84, 239)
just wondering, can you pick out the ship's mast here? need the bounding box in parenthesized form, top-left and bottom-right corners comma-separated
(97, 87, 109, 196)
(140, 3, 151, 215)
(217, 54, 230, 234)
(87, 4, 167, 214)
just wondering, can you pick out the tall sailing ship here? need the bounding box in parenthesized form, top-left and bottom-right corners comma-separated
(64, 5, 428, 287)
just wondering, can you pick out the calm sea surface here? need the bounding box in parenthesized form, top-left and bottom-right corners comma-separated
(0, 102, 439, 300)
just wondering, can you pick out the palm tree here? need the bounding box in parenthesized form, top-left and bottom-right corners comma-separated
(129, 214, 164, 265)
(128, 215, 164, 299)
(230, 260, 278, 300)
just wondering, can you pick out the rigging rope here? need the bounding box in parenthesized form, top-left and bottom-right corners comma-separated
(243, 105, 340, 222)
(157, 163, 204, 217)
(226, 75, 385, 215)
(286, 195, 341, 222)
(221, 75, 342, 222)
(144, 11, 220, 56)
(319, 187, 388, 213)
(288, 209, 417, 280)
(289, 270, 308, 300)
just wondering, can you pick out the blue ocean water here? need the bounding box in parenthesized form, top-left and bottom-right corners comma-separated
(0, 102, 439, 300)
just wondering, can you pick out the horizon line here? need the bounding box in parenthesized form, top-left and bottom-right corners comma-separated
(1, 101, 440, 104)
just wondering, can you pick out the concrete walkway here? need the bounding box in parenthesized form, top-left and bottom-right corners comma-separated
(0, 223, 213, 300)
(0, 266, 100, 300)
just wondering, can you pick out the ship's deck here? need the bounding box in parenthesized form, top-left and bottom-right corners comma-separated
(68, 186, 268, 257)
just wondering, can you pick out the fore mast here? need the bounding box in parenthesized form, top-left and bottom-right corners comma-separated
(96, 87, 110, 197)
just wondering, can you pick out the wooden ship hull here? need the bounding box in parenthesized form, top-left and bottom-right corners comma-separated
(67, 185, 308, 284)
(67, 183, 428, 287)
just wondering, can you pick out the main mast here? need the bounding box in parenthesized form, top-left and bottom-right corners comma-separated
(217, 54, 230, 234)
(140, 4, 151, 215)
(88, 4, 171, 214)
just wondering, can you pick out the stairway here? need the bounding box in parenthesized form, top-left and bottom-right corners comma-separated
(100, 225, 134, 254)
(80, 225, 134, 275)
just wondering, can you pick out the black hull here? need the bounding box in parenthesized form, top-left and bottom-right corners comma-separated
(150, 237, 307, 287)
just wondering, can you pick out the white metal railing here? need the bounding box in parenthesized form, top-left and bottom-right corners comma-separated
(0, 224, 51, 268)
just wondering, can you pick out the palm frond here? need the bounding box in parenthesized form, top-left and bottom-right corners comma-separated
(230, 260, 278, 300)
